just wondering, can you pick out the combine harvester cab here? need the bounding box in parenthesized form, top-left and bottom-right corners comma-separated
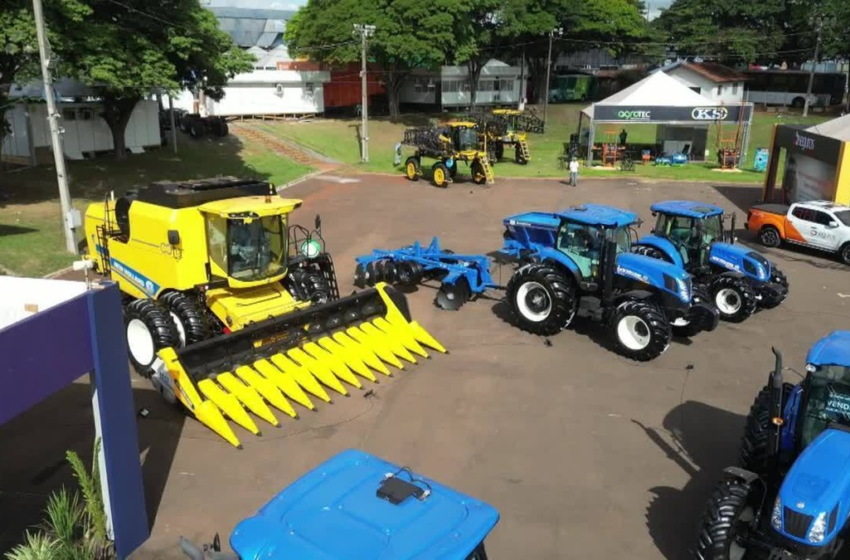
(693, 331, 850, 560)
(499, 204, 720, 361)
(633, 200, 788, 324)
(81, 177, 445, 447)
(179, 449, 500, 560)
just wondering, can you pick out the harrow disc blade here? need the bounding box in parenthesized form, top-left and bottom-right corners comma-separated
(365, 262, 378, 286)
(435, 280, 470, 311)
(156, 283, 447, 448)
(354, 263, 367, 288)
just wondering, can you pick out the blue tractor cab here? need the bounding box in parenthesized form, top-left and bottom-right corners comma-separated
(693, 331, 850, 560)
(633, 200, 788, 324)
(179, 449, 500, 560)
(499, 203, 719, 361)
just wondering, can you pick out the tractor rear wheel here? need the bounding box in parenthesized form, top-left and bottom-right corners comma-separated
(405, 157, 421, 181)
(710, 276, 757, 323)
(124, 299, 180, 378)
(672, 283, 711, 338)
(160, 291, 210, 347)
(432, 162, 449, 187)
(739, 383, 794, 479)
(611, 299, 671, 361)
(694, 474, 762, 560)
(506, 263, 576, 336)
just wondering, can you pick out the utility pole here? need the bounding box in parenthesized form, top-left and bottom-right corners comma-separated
(33, 0, 77, 254)
(543, 27, 563, 128)
(354, 23, 375, 163)
(803, 16, 823, 118)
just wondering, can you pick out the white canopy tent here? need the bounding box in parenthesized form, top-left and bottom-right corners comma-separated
(577, 71, 754, 166)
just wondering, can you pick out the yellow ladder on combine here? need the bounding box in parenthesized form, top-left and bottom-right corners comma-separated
(519, 140, 531, 161)
(481, 157, 495, 184)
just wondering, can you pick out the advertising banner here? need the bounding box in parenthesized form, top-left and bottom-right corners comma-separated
(593, 104, 753, 123)
(781, 153, 838, 203)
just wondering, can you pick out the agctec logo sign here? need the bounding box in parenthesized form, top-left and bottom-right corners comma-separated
(618, 110, 651, 120)
(691, 107, 729, 121)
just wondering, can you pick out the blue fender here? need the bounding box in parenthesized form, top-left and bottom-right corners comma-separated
(708, 243, 770, 282)
(534, 247, 583, 284)
(776, 428, 850, 547)
(616, 252, 691, 304)
(634, 235, 685, 269)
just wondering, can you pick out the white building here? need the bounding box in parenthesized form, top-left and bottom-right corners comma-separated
(399, 59, 525, 109)
(652, 61, 747, 104)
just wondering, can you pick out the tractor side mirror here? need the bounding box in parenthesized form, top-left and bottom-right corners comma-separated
(168, 229, 180, 245)
(315, 214, 322, 232)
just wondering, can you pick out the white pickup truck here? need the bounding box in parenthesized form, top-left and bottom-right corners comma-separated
(745, 200, 850, 265)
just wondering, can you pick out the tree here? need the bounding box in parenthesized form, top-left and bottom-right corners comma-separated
(452, 0, 503, 110)
(286, 0, 470, 121)
(653, 0, 785, 64)
(44, 0, 253, 159)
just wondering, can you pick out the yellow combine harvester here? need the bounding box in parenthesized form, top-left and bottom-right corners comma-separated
(81, 177, 445, 447)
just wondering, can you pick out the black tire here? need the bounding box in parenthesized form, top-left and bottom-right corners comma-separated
(672, 283, 711, 338)
(215, 121, 229, 137)
(791, 96, 805, 108)
(759, 264, 788, 310)
(710, 275, 757, 323)
(190, 121, 205, 138)
(123, 299, 180, 378)
(432, 162, 449, 187)
(633, 244, 673, 263)
(611, 299, 671, 361)
(841, 243, 850, 266)
(770, 264, 788, 288)
(404, 156, 421, 181)
(506, 263, 576, 336)
(758, 226, 781, 248)
(159, 291, 210, 347)
(471, 161, 487, 185)
(693, 475, 760, 560)
(495, 143, 504, 161)
(515, 144, 528, 165)
(739, 382, 793, 478)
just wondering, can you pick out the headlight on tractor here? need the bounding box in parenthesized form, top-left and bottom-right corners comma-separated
(807, 512, 827, 544)
(771, 498, 782, 531)
(677, 278, 690, 302)
(301, 240, 322, 258)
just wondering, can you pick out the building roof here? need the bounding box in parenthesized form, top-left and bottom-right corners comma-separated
(806, 113, 850, 142)
(209, 7, 293, 48)
(653, 61, 747, 83)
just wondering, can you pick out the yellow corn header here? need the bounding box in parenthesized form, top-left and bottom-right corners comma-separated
(155, 282, 445, 447)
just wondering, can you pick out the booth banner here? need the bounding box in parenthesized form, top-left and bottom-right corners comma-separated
(781, 152, 837, 203)
(775, 125, 843, 164)
(593, 104, 753, 123)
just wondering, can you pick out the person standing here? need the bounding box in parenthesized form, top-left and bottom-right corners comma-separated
(568, 157, 579, 186)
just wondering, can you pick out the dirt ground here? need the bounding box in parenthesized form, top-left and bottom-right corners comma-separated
(2, 171, 849, 559)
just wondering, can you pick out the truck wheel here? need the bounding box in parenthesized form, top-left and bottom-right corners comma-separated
(633, 245, 672, 263)
(693, 474, 759, 560)
(841, 243, 850, 266)
(710, 276, 757, 323)
(758, 226, 781, 248)
(404, 157, 421, 181)
(189, 121, 205, 138)
(506, 263, 576, 336)
(160, 291, 210, 347)
(124, 299, 180, 378)
(611, 299, 671, 361)
(672, 283, 711, 338)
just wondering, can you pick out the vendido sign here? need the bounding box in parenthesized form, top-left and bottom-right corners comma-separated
(594, 104, 753, 123)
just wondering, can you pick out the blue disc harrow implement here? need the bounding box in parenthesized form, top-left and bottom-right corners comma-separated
(354, 237, 499, 310)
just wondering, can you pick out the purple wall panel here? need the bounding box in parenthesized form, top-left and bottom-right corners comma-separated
(0, 295, 94, 426)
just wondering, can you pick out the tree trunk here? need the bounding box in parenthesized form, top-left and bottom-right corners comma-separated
(386, 64, 406, 123)
(467, 59, 485, 111)
(102, 95, 140, 160)
(527, 57, 546, 104)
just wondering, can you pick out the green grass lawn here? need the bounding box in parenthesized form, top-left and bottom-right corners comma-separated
(254, 104, 832, 184)
(0, 134, 312, 277)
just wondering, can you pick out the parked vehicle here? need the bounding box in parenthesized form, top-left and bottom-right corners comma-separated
(746, 200, 850, 265)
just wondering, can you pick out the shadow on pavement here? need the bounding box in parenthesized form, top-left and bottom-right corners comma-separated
(637, 400, 747, 559)
(712, 184, 764, 215)
(0, 378, 183, 552)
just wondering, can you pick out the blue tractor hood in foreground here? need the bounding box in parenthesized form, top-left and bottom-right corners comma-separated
(807, 331, 850, 368)
(616, 252, 692, 303)
(230, 449, 500, 560)
(777, 428, 850, 546)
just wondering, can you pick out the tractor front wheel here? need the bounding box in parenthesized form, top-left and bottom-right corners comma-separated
(693, 474, 761, 560)
(710, 276, 757, 323)
(160, 291, 210, 347)
(432, 162, 449, 187)
(506, 264, 576, 335)
(611, 299, 671, 361)
(405, 157, 421, 181)
(124, 299, 180, 378)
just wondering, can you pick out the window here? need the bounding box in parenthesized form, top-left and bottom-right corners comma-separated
(731, 82, 738, 95)
(557, 222, 603, 278)
(716, 86, 721, 96)
(443, 80, 459, 93)
(814, 210, 834, 226)
(800, 365, 850, 448)
(792, 206, 816, 222)
(62, 108, 77, 120)
(835, 210, 850, 227)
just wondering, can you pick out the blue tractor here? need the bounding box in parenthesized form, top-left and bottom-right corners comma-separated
(693, 331, 850, 560)
(632, 200, 789, 325)
(179, 448, 500, 560)
(500, 204, 720, 361)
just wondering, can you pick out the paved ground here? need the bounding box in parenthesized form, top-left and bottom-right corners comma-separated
(2, 172, 849, 559)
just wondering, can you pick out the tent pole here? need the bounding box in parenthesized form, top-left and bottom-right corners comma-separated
(586, 120, 595, 167)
